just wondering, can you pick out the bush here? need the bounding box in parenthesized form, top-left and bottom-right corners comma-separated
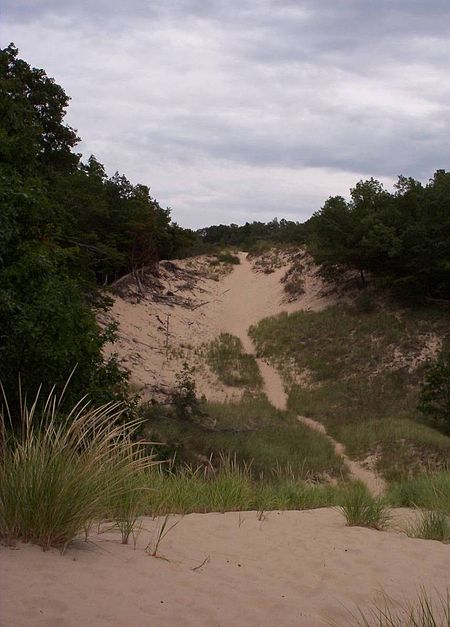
(215, 252, 240, 265)
(419, 355, 450, 434)
(0, 386, 153, 550)
(172, 362, 203, 420)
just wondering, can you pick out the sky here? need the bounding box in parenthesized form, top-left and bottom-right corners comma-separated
(3, 1, 450, 228)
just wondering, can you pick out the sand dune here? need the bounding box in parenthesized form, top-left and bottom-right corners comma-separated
(2, 509, 449, 627)
(102, 250, 330, 403)
(3, 253, 447, 626)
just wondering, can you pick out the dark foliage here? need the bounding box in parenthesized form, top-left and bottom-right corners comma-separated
(198, 218, 308, 249)
(0, 44, 197, 415)
(308, 174, 450, 301)
(419, 355, 450, 434)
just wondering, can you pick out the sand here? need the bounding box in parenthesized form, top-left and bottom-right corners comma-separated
(1, 509, 449, 627)
(101, 250, 331, 403)
(3, 253, 447, 625)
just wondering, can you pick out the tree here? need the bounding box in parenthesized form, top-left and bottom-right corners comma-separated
(0, 44, 126, 414)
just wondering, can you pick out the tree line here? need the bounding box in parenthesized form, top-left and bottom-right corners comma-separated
(1, 43, 449, 423)
(0, 44, 196, 410)
(199, 176, 450, 304)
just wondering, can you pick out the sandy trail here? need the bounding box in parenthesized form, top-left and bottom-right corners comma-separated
(212, 252, 386, 495)
(2, 510, 449, 627)
(297, 416, 387, 497)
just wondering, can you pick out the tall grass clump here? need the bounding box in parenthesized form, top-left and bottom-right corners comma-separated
(340, 482, 391, 529)
(0, 386, 153, 551)
(348, 589, 450, 626)
(388, 471, 450, 511)
(409, 510, 450, 543)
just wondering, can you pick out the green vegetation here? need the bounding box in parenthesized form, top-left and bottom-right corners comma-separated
(198, 218, 307, 250)
(0, 388, 152, 550)
(409, 510, 450, 543)
(349, 589, 450, 627)
(309, 174, 450, 302)
(0, 43, 198, 414)
(388, 471, 450, 512)
(212, 251, 241, 265)
(143, 462, 352, 515)
(419, 354, 450, 434)
(339, 482, 390, 530)
(142, 392, 345, 481)
(250, 305, 450, 480)
(337, 419, 450, 482)
(206, 333, 263, 389)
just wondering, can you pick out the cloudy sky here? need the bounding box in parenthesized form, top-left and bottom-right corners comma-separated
(4, 1, 450, 228)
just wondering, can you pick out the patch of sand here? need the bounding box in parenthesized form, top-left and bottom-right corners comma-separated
(102, 250, 331, 403)
(1, 510, 449, 627)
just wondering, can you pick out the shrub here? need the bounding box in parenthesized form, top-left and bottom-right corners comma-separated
(172, 362, 203, 420)
(419, 355, 450, 434)
(215, 252, 240, 265)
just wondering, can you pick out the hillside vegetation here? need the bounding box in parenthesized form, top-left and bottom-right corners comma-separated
(250, 302, 450, 480)
(1, 45, 450, 547)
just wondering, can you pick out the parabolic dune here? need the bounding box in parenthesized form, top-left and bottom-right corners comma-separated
(1, 252, 449, 626)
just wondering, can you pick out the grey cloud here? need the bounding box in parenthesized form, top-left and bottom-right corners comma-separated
(4, 1, 450, 227)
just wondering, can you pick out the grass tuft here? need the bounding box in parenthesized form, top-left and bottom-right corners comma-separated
(206, 333, 263, 389)
(339, 482, 391, 529)
(0, 386, 153, 550)
(347, 588, 450, 626)
(409, 510, 450, 543)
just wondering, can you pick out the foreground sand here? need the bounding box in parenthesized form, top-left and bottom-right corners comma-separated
(1, 509, 449, 626)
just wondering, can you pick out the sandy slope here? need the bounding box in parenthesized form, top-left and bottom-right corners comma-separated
(102, 250, 331, 403)
(2, 510, 449, 627)
(2, 253, 448, 626)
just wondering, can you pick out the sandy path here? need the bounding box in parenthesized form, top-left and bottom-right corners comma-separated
(212, 253, 386, 495)
(2, 510, 448, 627)
(297, 416, 387, 497)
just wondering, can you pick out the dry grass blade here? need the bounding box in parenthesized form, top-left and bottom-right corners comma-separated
(146, 515, 182, 558)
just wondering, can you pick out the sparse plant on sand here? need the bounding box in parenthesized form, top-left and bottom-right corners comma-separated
(111, 474, 150, 544)
(206, 333, 263, 389)
(0, 385, 153, 551)
(339, 482, 390, 530)
(145, 514, 182, 558)
(409, 510, 450, 543)
(343, 588, 450, 627)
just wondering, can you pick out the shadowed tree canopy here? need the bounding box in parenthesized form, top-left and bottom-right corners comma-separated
(0, 44, 197, 414)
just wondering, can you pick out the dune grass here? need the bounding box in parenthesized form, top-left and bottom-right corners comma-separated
(388, 471, 450, 512)
(206, 333, 263, 389)
(408, 510, 450, 543)
(143, 393, 345, 481)
(0, 387, 153, 550)
(346, 589, 450, 626)
(336, 418, 450, 482)
(250, 304, 450, 481)
(339, 481, 391, 530)
(143, 460, 353, 516)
